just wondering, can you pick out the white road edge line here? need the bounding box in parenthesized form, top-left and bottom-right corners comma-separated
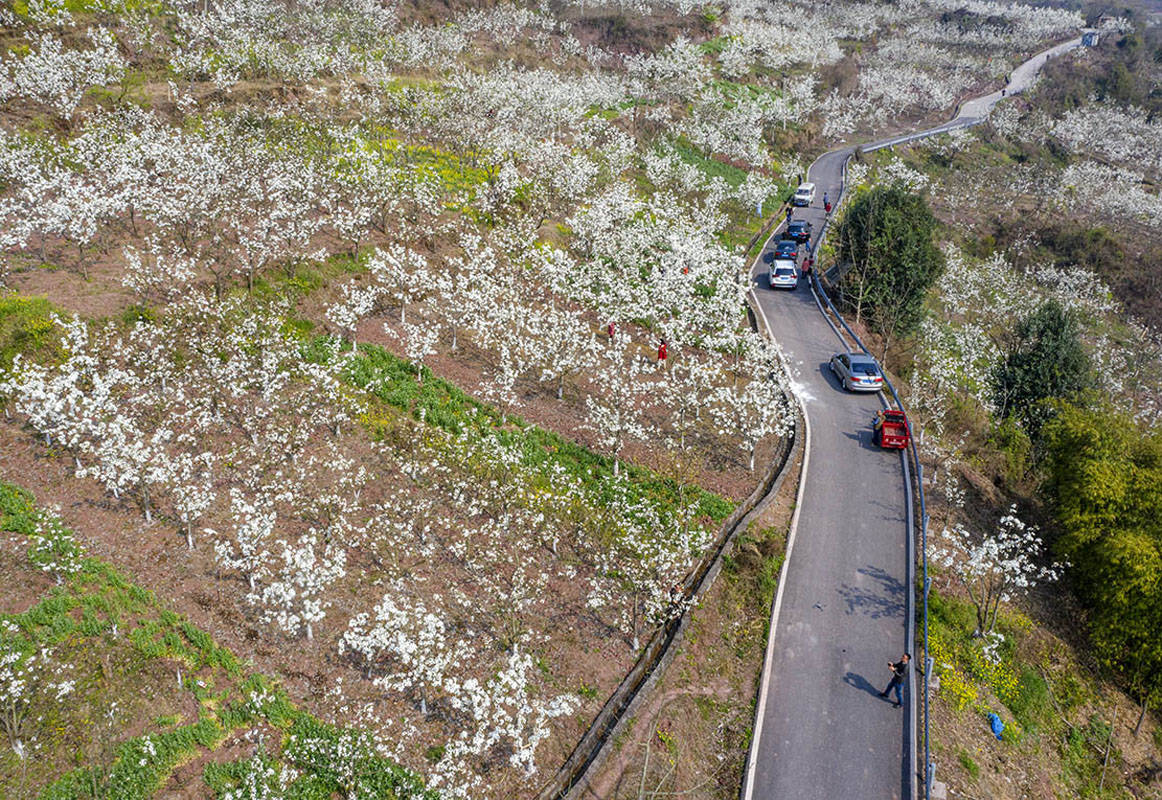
(740, 289, 811, 800)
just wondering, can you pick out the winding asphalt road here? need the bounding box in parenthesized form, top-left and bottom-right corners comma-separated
(741, 36, 1082, 800)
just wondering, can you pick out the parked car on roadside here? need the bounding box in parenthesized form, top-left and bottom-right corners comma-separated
(793, 182, 816, 207)
(784, 219, 813, 243)
(829, 351, 884, 392)
(774, 239, 799, 260)
(769, 259, 799, 290)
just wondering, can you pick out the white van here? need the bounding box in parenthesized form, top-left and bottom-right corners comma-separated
(793, 183, 815, 207)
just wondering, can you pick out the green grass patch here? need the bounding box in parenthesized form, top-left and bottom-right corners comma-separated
(1058, 714, 1126, 799)
(660, 140, 791, 253)
(0, 480, 435, 800)
(258, 116, 489, 203)
(0, 481, 38, 534)
(328, 339, 733, 524)
(927, 589, 1022, 715)
(0, 292, 65, 371)
(957, 749, 981, 779)
(670, 137, 749, 189)
(251, 248, 369, 301)
(706, 78, 783, 108)
(41, 719, 227, 800)
(721, 522, 787, 656)
(1007, 665, 1050, 730)
(10, 0, 163, 16)
(699, 35, 732, 56)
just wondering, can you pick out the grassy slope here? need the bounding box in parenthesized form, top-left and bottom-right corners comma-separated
(0, 481, 437, 800)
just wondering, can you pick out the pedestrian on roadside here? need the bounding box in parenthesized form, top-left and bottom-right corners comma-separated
(802, 255, 814, 277)
(879, 653, 910, 707)
(785, 206, 793, 224)
(822, 191, 829, 207)
(824, 200, 832, 214)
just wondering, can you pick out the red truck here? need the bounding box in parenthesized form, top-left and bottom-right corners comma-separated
(873, 409, 911, 449)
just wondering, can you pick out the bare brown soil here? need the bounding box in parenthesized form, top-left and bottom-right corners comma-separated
(6, 247, 138, 322)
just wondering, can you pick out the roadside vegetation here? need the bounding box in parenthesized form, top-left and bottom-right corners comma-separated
(577, 465, 797, 800)
(833, 182, 946, 359)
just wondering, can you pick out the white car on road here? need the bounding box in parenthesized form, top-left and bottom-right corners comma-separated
(769, 258, 799, 290)
(792, 182, 815, 207)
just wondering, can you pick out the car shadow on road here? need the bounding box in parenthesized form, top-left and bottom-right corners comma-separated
(843, 671, 884, 699)
(836, 565, 906, 619)
(817, 361, 844, 392)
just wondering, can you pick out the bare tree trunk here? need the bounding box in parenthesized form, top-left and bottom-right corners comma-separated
(986, 587, 1004, 634)
(1135, 694, 1149, 737)
(1099, 706, 1118, 791)
(963, 579, 985, 636)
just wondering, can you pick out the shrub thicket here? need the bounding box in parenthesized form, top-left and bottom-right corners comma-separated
(1042, 403, 1162, 733)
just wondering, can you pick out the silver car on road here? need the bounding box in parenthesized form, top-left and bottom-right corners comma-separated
(829, 351, 884, 392)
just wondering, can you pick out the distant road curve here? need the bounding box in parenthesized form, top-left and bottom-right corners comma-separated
(742, 34, 1083, 800)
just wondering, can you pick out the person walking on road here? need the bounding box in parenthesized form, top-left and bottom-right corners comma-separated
(879, 653, 910, 707)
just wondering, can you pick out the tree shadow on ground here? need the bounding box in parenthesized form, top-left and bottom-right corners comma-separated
(836, 565, 905, 619)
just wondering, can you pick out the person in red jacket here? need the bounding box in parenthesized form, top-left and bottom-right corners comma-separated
(657, 339, 668, 362)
